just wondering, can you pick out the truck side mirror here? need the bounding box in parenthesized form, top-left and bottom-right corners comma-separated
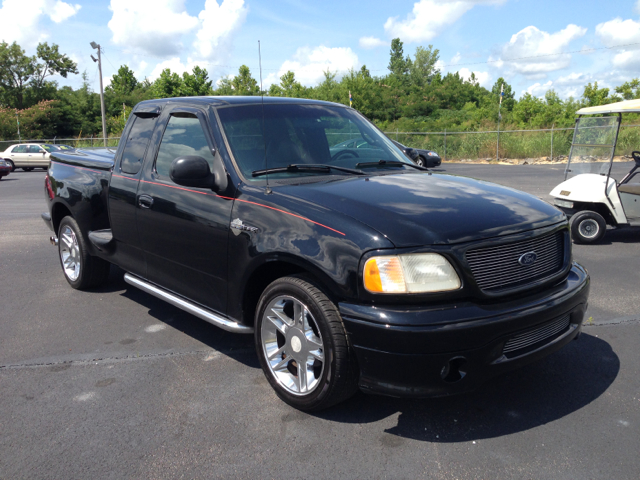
(170, 156, 215, 189)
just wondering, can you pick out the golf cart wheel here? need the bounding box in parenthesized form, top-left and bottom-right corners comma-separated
(570, 211, 606, 244)
(255, 276, 359, 411)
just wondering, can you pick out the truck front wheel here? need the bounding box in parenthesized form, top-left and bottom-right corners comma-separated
(58, 216, 110, 289)
(570, 210, 606, 244)
(255, 276, 359, 411)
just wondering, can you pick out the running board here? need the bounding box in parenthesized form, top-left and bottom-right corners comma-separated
(124, 273, 253, 334)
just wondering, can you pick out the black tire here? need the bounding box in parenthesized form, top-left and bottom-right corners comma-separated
(5, 160, 14, 171)
(255, 276, 359, 411)
(415, 155, 425, 167)
(570, 210, 606, 244)
(58, 216, 111, 290)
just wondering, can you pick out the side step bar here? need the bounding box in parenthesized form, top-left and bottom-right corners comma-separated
(124, 273, 254, 334)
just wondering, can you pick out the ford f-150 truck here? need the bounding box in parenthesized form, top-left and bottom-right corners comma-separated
(42, 96, 590, 410)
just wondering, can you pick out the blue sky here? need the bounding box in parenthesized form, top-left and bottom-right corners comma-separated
(2, 0, 640, 99)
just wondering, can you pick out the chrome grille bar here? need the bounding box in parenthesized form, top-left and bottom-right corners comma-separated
(466, 230, 565, 292)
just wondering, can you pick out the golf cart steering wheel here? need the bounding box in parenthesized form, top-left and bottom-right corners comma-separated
(331, 150, 360, 162)
(632, 151, 640, 167)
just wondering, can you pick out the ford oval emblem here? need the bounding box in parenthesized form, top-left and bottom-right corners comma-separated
(518, 251, 537, 266)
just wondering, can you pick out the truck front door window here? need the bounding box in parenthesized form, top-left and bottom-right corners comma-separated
(155, 114, 214, 177)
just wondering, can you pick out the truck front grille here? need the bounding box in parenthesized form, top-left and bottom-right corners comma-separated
(503, 314, 571, 358)
(466, 230, 565, 292)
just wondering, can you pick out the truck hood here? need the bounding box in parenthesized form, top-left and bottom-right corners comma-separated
(276, 172, 565, 246)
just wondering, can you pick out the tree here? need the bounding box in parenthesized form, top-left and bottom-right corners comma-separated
(410, 45, 440, 86)
(152, 69, 183, 98)
(615, 78, 640, 100)
(0, 41, 35, 109)
(180, 66, 212, 96)
(492, 77, 515, 111)
(388, 38, 411, 77)
(231, 65, 261, 95)
(0, 41, 78, 109)
(32, 42, 78, 90)
(107, 65, 138, 96)
(582, 82, 621, 107)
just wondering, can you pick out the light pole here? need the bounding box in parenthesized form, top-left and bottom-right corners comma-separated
(16, 112, 21, 142)
(90, 41, 107, 147)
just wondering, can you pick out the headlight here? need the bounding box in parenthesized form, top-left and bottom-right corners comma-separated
(554, 198, 574, 209)
(363, 253, 461, 293)
(427, 152, 438, 156)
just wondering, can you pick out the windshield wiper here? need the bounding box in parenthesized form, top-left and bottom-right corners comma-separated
(355, 159, 428, 171)
(252, 164, 365, 177)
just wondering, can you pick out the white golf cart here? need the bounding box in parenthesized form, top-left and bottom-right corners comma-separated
(550, 99, 640, 243)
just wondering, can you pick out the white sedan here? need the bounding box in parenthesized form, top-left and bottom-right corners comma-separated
(0, 143, 61, 171)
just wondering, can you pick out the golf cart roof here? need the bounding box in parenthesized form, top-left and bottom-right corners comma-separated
(576, 99, 640, 115)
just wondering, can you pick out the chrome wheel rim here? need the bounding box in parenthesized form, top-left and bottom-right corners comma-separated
(261, 295, 325, 396)
(60, 225, 81, 281)
(579, 218, 599, 239)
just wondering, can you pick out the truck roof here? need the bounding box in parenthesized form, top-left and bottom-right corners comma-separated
(135, 96, 346, 108)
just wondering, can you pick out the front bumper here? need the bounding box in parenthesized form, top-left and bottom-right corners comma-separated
(339, 263, 589, 398)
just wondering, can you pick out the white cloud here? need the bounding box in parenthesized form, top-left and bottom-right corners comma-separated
(0, 0, 81, 46)
(108, 0, 200, 57)
(359, 36, 387, 49)
(50, 1, 81, 23)
(149, 57, 198, 80)
(526, 80, 553, 97)
(595, 17, 640, 70)
(383, 0, 506, 43)
(457, 67, 492, 88)
(450, 52, 462, 65)
(275, 45, 359, 86)
(595, 17, 640, 47)
(636, 0, 640, 15)
(498, 24, 587, 75)
(193, 0, 248, 60)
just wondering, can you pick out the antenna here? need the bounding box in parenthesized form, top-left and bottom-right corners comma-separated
(259, 40, 271, 194)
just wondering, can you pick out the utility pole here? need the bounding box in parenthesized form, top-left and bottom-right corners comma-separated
(497, 83, 503, 162)
(90, 41, 108, 147)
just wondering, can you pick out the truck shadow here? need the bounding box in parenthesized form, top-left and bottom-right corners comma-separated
(97, 267, 259, 368)
(315, 333, 619, 442)
(596, 228, 640, 244)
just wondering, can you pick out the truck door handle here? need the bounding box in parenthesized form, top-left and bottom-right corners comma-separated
(138, 195, 154, 209)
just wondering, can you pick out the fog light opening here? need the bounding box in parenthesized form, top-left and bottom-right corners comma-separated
(441, 357, 467, 383)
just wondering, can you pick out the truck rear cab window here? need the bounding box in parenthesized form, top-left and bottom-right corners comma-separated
(155, 114, 215, 177)
(120, 115, 156, 175)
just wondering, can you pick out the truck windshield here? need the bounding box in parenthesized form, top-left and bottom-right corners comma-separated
(216, 103, 411, 180)
(565, 115, 620, 180)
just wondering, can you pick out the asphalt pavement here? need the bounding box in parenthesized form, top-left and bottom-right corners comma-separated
(1, 164, 638, 479)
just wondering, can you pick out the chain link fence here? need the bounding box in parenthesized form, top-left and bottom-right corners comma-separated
(384, 124, 640, 161)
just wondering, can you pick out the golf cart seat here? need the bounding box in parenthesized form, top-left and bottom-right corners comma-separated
(618, 151, 640, 195)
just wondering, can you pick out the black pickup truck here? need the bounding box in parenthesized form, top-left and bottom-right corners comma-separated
(42, 96, 589, 410)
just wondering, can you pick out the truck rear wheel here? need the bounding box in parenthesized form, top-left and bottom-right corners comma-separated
(255, 276, 359, 411)
(58, 216, 111, 289)
(570, 210, 606, 244)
